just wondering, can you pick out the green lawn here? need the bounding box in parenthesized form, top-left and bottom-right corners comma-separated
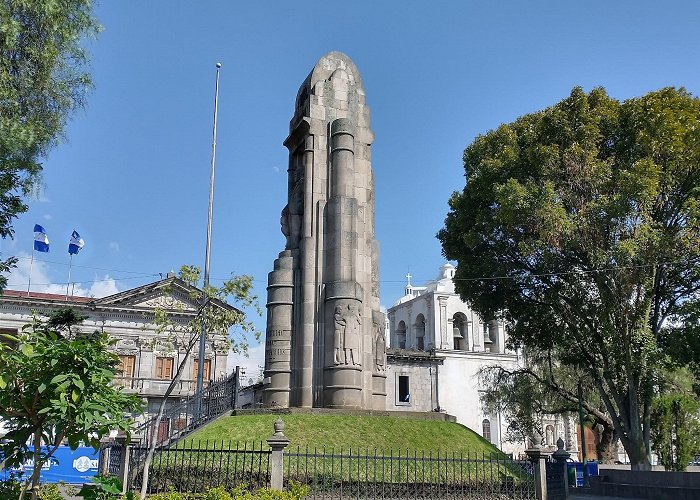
(181, 414, 503, 456)
(145, 415, 532, 495)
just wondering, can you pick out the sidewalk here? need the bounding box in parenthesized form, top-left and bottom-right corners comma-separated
(569, 494, 640, 500)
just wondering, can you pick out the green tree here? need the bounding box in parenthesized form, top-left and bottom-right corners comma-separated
(650, 366, 700, 471)
(438, 87, 700, 469)
(480, 348, 618, 462)
(139, 265, 261, 500)
(0, 0, 99, 288)
(0, 310, 142, 499)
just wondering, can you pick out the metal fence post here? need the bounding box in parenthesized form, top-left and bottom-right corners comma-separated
(551, 437, 571, 499)
(267, 417, 290, 491)
(525, 433, 550, 500)
(115, 436, 132, 494)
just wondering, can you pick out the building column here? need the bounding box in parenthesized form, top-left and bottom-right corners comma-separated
(438, 296, 448, 349)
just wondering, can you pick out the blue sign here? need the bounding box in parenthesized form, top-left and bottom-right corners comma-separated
(566, 461, 599, 487)
(1, 446, 99, 484)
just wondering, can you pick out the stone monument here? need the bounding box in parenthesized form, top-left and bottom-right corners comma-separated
(263, 52, 386, 410)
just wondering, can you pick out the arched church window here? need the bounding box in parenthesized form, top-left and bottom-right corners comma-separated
(415, 314, 426, 350)
(482, 419, 491, 442)
(396, 321, 407, 349)
(452, 313, 467, 350)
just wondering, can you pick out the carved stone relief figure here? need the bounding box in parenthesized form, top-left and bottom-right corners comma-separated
(345, 303, 361, 366)
(333, 305, 345, 365)
(284, 158, 304, 249)
(373, 318, 386, 372)
(332, 302, 362, 366)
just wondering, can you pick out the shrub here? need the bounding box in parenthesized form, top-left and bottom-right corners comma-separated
(147, 488, 184, 500)
(77, 475, 125, 500)
(146, 482, 308, 500)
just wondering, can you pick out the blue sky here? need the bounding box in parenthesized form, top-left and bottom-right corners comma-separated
(4, 1, 699, 373)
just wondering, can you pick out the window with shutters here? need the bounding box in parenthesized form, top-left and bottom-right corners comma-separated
(155, 357, 174, 379)
(193, 358, 211, 381)
(118, 355, 136, 378)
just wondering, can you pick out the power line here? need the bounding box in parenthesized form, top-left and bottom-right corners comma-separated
(15, 255, 159, 277)
(8, 274, 154, 287)
(10, 255, 688, 290)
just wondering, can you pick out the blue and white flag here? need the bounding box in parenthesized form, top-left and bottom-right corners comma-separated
(68, 230, 84, 255)
(33, 224, 50, 252)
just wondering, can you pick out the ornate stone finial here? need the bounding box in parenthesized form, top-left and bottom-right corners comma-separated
(552, 436, 571, 463)
(532, 430, 543, 449)
(267, 417, 289, 451)
(273, 417, 285, 437)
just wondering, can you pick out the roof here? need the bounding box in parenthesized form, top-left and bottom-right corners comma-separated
(387, 348, 444, 363)
(0, 276, 239, 316)
(2, 290, 93, 303)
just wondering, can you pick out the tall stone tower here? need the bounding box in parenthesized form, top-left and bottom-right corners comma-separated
(263, 52, 386, 410)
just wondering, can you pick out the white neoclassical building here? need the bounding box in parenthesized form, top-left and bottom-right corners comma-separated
(0, 275, 232, 429)
(385, 263, 579, 456)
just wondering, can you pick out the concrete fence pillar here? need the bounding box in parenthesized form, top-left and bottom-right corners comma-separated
(98, 439, 111, 476)
(267, 418, 290, 491)
(526, 433, 551, 500)
(552, 437, 571, 498)
(115, 436, 132, 495)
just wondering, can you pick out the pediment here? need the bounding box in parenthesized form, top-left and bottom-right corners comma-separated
(93, 277, 202, 313)
(131, 294, 196, 311)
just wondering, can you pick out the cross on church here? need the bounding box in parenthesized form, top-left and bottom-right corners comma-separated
(406, 272, 412, 287)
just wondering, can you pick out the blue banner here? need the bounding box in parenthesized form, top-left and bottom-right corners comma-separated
(1, 446, 99, 484)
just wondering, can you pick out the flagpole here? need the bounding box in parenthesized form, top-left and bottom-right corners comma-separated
(196, 62, 221, 419)
(66, 254, 73, 300)
(27, 248, 34, 296)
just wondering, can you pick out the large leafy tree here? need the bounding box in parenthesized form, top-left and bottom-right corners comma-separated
(0, 310, 142, 499)
(438, 87, 700, 469)
(0, 0, 99, 287)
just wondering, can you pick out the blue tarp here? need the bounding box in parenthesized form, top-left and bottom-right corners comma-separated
(1, 446, 99, 484)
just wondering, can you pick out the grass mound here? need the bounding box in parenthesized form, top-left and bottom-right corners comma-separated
(183, 414, 501, 455)
(143, 415, 533, 496)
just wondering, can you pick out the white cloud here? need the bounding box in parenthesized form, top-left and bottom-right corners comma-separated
(272, 166, 280, 173)
(4, 252, 119, 298)
(227, 340, 266, 384)
(108, 241, 120, 252)
(88, 277, 119, 297)
(43, 214, 52, 221)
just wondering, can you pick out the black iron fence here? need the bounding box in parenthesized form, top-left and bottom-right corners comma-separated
(107, 439, 535, 498)
(133, 370, 238, 451)
(130, 440, 271, 494)
(102, 413, 544, 499)
(98, 371, 238, 492)
(105, 443, 122, 476)
(284, 447, 536, 499)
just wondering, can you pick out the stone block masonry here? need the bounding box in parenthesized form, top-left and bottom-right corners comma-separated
(262, 52, 386, 410)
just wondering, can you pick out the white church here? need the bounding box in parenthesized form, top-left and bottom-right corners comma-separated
(384, 263, 577, 456)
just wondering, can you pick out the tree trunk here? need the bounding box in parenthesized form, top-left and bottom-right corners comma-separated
(22, 431, 43, 500)
(626, 430, 652, 470)
(140, 339, 197, 500)
(595, 423, 616, 463)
